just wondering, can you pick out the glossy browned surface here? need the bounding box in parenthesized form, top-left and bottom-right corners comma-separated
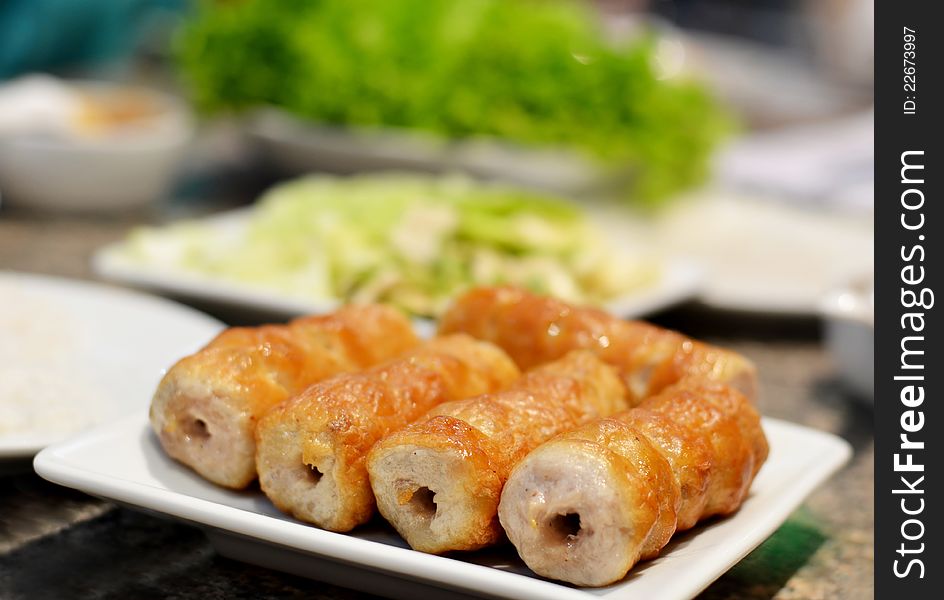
(508, 416, 680, 567)
(614, 407, 711, 531)
(566, 417, 681, 560)
(256, 335, 520, 532)
(499, 379, 769, 585)
(171, 305, 420, 422)
(440, 286, 758, 404)
(367, 351, 628, 552)
(149, 304, 419, 488)
(643, 380, 768, 518)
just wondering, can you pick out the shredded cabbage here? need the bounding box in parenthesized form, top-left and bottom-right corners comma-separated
(127, 174, 657, 316)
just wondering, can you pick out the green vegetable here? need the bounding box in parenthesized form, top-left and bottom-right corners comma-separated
(126, 174, 657, 316)
(176, 0, 731, 206)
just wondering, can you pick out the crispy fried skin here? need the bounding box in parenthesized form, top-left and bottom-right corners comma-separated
(149, 305, 419, 489)
(367, 351, 629, 553)
(439, 286, 758, 405)
(498, 419, 678, 587)
(498, 379, 768, 587)
(642, 380, 768, 518)
(611, 407, 711, 531)
(255, 335, 520, 532)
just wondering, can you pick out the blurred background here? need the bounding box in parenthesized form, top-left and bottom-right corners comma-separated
(1, 1, 873, 597)
(0, 0, 874, 389)
(0, 2, 874, 284)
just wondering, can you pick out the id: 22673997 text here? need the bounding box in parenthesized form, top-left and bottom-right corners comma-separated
(903, 27, 917, 115)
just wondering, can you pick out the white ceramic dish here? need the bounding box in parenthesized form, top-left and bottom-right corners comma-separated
(0, 79, 192, 211)
(240, 109, 876, 317)
(91, 208, 703, 321)
(820, 281, 874, 401)
(648, 191, 874, 316)
(246, 109, 626, 197)
(0, 271, 222, 457)
(34, 414, 850, 600)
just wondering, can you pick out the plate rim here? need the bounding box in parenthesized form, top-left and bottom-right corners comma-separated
(33, 414, 852, 600)
(90, 204, 704, 321)
(0, 270, 224, 457)
(92, 243, 703, 323)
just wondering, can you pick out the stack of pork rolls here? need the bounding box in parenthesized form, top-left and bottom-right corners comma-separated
(439, 285, 758, 405)
(368, 286, 767, 586)
(150, 304, 420, 488)
(149, 287, 768, 588)
(367, 349, 630, 552)
(497, 379, 767, 586)
(255, 333, 520, 532)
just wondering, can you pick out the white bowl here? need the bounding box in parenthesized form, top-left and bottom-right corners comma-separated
(820, 282, 874, 401)
(0, 82, 192, 211)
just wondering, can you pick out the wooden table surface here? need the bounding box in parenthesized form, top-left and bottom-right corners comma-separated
(0, 189, 874, 599)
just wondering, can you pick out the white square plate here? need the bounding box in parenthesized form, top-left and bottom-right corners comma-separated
(0, 271, 223, 458)
(34, 415, 850, 599)
(91, 209, 703, 323)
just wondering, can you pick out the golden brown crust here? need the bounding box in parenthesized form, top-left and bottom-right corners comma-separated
(425, 351, 629, 468)
(150, 304, 419, 489)
(198, 304, 421, 417)
(367, 351, 628, 552)
(439, 286, 757, 404)
(641, 380, 767, 518)
(612, 408, 711, 531)
(541, 417, 680, 560)
(373, 415, 506, 550)
(498, 378, 769, 586)
(255, 334, 520, 532)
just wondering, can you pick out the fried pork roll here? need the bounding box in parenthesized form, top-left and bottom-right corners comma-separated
(643, 380, 768, 518)
(498, 379, 768, 587)
(367, 351, 628, 553)
(150, 305, 418, 489)
(255, 334, 520, 532)
(439, 286, 758, 405)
